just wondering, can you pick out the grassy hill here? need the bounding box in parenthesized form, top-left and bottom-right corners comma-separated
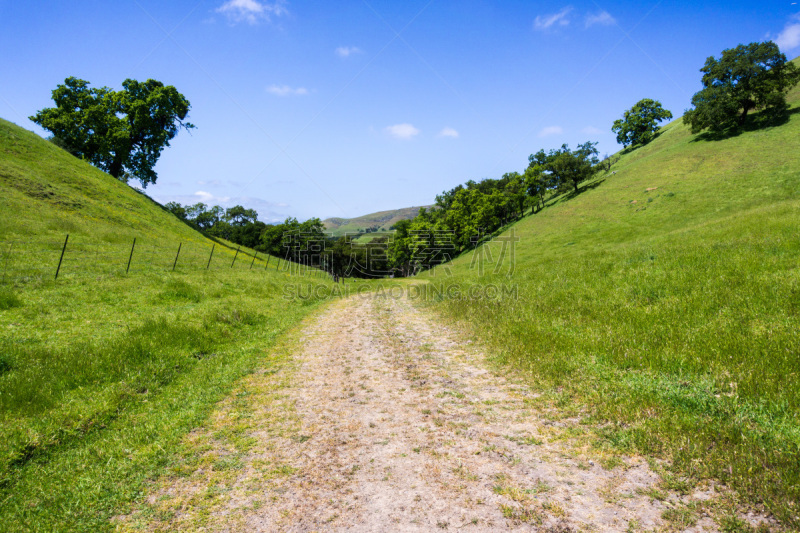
(0, 119, 331, 531)
(0, 117, 279, 282)
(418, 64, 800, 527)
(0, 118, 206, 243)
(323, 205, 430, 236)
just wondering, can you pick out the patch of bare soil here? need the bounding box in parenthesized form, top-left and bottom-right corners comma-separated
(121, 294, 775, 532)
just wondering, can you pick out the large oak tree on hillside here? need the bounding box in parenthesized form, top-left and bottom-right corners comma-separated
(612, 98, 673, 147)
(30, 77, 195, 187)
(683, 41, 800, 134)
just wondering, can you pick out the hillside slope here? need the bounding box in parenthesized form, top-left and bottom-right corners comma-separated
(421, 67, 800, 525)
(0, 118, 209, 243)
(0, 118, 289, 281)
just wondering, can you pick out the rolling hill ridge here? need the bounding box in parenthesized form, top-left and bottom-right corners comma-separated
(323, 205, 431, 236)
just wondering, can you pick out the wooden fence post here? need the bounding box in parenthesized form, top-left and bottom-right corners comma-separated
(172, 242, 182, 271)
(55, 234, 69, 280)
(126, 237, 136, 274)
(231, 246, 240, 268)
(207, 244, 215, 270)
(250, 251, 257, 269)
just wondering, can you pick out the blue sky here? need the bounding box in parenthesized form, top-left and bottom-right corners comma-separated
(2, 1, 799, 222)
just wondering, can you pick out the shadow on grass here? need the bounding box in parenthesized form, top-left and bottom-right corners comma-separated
(562, 178, 607, 201)
(617, 129, 667, 156)
(690, 107, 800, 143)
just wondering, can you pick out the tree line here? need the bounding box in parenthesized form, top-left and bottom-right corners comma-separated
(162, 138, 611, 279)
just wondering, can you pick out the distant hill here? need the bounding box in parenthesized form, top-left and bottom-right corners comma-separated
(323, 206, 431, 236)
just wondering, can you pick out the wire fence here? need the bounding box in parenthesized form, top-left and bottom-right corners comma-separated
(0, 235, 330, 285)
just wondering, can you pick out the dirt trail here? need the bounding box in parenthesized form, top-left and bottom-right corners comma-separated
(126, 294, 769, 532)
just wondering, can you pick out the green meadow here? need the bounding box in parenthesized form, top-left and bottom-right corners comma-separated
(0, 118, 333, 531)
(418, 71, 800, 526)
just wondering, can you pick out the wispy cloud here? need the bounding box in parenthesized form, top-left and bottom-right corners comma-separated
(385, 123, 420, 140)
(538, 126, 564, 138)
(266, 84, 309, 96)
(775, 14, 800, 52)
(336, 46, 362, 58)
(585, 10, 616, 28)
(581, 126, 605, 135)
(195, 190, 231, 203)
(438, 127, 459, 138)
(534, 7, 572, 31)
(216, 0, 288, 25)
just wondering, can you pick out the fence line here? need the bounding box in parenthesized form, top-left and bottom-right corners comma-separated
(0, 235, 331, 285)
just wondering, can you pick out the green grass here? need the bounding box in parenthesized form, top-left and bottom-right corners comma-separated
(0, 118, 203, 245)
(0, 270, 330, 532)
(0, 288, 21, 310)
(0, 118, 336, 531)
(0, 117, 310, 282)
(417, 66, 800, 527)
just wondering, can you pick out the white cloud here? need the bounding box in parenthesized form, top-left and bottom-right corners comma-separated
(775, 15, 800, 52)
(438, 127, 459, 138)
(385, 123, 420, 140)
(585, 10, 616, 28)
(538, 126, 564, 138)
(216, 0, 288, 25)
(336, 46, 362, 58)
(266, 84, 309, 96)
(195, 190, 231, 203)
(534, 7, 572, 31)
(581, 126, 605, 135)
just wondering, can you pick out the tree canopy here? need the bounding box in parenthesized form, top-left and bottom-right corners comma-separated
(526, 142, 600, 195)
(682, 41, 800, 134)
(30, 77, 195, 187)
(612, 98, 673, 147)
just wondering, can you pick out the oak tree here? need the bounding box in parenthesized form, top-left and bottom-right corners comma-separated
(612, 98, 673, 147)
(30, 77, 195, 187)
(683, 41, 800, 134)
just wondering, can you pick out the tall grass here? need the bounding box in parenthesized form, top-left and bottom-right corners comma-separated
(0, 267, 332, 532)
(0, 288, 21, 310)
(419, 90, 800, 526)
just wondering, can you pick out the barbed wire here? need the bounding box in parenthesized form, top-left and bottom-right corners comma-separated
(0, 235, 331, 285)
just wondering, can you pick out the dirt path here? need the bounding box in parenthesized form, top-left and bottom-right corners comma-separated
(123, 294, 771, 532)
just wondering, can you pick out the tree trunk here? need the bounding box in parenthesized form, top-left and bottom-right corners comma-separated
(108, 154, 124, 179)
(739, 102, 754, 126)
